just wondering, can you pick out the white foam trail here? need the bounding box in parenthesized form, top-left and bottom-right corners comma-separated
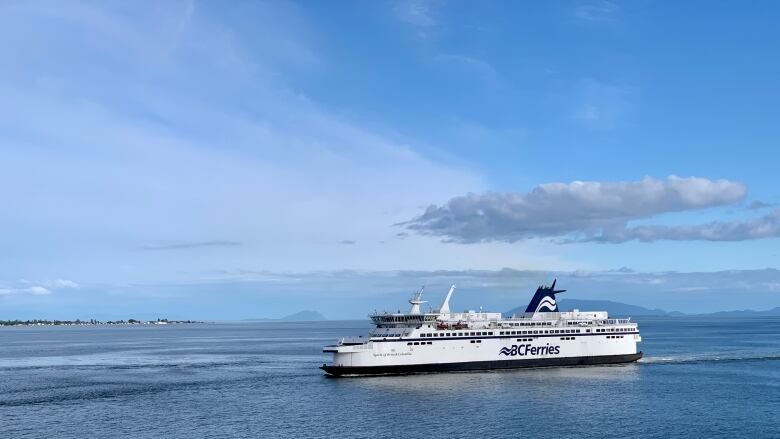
(640, 352, 780, 365)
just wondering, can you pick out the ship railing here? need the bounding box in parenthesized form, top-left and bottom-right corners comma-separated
(507, 312, 563, 320)
(369, 314, 438, 324)
(338, 336, 370, 346)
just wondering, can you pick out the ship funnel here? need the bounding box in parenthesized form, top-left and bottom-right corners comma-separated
(439, 284, 456, 315)
(524, 279, 566, 314)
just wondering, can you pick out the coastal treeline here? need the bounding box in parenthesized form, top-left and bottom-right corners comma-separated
(0, 318, 200, 326)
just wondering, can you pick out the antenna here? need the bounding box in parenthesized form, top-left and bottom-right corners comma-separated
(408, 286, 427, 315)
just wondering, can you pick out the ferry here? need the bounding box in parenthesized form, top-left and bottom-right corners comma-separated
(321, 281, 642, 376)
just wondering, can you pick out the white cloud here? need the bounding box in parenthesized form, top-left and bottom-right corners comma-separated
(28, 286, 51, 295)
(140, 241, 242, 251)
(587, 209, 780, 243)
(0, 1, 494, 284)
(0, 279, 77, 296)
(119, 267, 780, 316)
(403, 176, 750, 243)
(52, 279, 79, 288)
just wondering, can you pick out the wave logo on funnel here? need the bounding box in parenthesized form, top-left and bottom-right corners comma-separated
(524, 279, 566, 314)
(535, 296, 557, 313)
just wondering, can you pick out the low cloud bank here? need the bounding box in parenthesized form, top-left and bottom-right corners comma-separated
(401, 176, 780, 243)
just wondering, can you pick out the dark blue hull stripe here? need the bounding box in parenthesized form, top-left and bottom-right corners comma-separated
(321, 352, 643, 376)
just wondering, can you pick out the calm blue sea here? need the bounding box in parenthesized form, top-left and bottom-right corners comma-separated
(1, 317, 779, 438)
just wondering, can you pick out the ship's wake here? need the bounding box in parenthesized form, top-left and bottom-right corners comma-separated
(640, 352, 780, 365)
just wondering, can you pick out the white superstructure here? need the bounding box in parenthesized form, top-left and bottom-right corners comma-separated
(321, 281, 642, 376)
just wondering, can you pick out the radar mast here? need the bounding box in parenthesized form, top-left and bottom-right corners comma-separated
(408, 286, 427, 314)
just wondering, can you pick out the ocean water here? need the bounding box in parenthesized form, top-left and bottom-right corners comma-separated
(1, 317, 779, 439)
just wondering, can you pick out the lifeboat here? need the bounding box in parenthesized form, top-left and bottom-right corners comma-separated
(438, 321, 469, 330)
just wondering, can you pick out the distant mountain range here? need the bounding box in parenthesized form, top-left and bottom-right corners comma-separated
(561, 299, 672, 316)
(700, 307, 780, 317)
(505, 299, 780, 317)
(245, 310, 328, 322)
(281, 310, 327, 321)
(251, 302, 780, 322)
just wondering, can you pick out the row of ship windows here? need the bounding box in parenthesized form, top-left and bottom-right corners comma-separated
(420, 330, 580, 337)
(405, 335, 621, 345)
(502, 329, 581, 335)
(380, 327, 636, 339)
(392, 323, 623, 331)
(417, 328, 636, 338)
(421, 331, 494, 337)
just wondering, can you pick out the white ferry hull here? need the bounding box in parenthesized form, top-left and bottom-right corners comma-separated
(321, 352, 642, 376)
(322, 331, 642, 376)
(321, 281, 644, 377)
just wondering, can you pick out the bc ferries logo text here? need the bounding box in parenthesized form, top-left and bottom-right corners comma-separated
(499, 344, 560, 357)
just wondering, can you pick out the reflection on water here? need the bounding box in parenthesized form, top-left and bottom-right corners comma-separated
(347, 362, 641, 395)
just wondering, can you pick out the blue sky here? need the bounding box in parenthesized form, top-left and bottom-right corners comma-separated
(2, 1, 780, 319)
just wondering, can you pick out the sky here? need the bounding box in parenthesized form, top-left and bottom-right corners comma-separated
(2, 0, 780, 319)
